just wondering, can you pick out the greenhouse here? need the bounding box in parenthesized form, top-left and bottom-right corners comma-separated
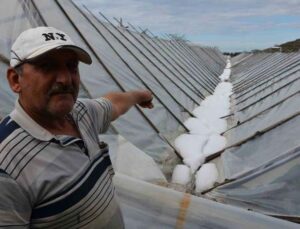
(0, 0, 299, 228)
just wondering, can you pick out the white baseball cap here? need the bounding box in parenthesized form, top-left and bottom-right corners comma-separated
(10, 26, 92, 67)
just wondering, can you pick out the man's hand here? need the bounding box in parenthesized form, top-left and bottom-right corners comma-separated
(104, 90, 154, 121)
(137, 90, 154, 109)
(138, 100, 154, 109)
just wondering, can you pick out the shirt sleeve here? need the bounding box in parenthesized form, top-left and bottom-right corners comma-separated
(0, 170, 31, 228)
(77, 98, 113, 134)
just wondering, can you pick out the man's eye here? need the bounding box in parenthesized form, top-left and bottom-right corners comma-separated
(36, 62, 56, 71)
(67, 61, 79, 73)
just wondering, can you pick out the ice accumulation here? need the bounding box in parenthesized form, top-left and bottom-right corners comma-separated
(171, 164, 191, 185)
(195, 163, 219, 193)
(172, 58, 232, 193)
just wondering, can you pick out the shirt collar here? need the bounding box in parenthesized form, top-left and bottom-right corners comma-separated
(10, 100, 55, 141)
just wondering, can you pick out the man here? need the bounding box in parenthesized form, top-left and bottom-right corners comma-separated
(0, 27, 153, 228)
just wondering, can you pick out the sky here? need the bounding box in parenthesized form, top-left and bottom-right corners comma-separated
(74, 0, 300, 52)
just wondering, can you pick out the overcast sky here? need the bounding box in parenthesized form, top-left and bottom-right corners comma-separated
(74, 0, 300, 52)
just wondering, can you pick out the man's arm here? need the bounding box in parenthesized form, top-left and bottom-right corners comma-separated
(103, 90, 154, 121)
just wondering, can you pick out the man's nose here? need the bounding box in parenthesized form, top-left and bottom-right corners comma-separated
(55, 65, 72, 85)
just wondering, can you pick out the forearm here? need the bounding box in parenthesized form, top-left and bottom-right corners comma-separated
(103, 90, 153, 120)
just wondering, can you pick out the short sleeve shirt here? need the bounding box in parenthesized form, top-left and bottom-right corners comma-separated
(0, 98, 124, 228)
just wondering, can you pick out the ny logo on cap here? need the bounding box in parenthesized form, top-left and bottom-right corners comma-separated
(42, 33, 67, 42)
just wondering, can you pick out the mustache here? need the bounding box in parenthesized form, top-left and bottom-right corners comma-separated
(48, 84, 76, 96)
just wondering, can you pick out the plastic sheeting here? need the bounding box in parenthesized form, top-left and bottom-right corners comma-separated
(140, 35, 213, 96)
(232, 53, 284, 87)
(234, 75, 300, 124)
(0, 0, 39, 118)
(75, 7, 196, 119)
(222, 115, 300, 180)
(230, 53, 252, 67)
(209, 146, 300, 218)
(0, 0, 40, 59)
(206, 52, 300, 223)
(0, 62, 16, 118)
(234, 54, 300, 104)
(225, 93, 300, 147)
(114, 174, 299, 229)
(103, 134, 168, 182)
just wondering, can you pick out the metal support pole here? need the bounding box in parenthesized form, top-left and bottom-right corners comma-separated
(128, 22, 211, 99)
(145, 29, 216, 94)
(123, 23, 205, 100)
(77, 3, 190, 131)
(95, 10, 201, 107)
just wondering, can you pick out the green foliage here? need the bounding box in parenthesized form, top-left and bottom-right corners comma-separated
(264, 39, 300, 53)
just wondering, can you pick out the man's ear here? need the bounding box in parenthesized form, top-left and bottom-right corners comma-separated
(7, 67, 21, 93)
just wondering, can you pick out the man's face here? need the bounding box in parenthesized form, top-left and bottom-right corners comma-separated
(17, 49, 80, 119)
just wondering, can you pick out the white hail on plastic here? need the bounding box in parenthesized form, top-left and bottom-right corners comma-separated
(172, 59, 232, 193)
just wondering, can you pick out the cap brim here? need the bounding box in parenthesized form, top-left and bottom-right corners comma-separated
(56, 45, 92, 65)
(26, 44, 92, 65)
